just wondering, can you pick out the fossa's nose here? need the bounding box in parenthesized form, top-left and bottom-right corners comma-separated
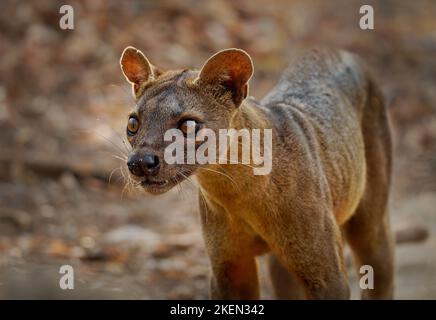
(127, 153, 160, 177)
(143, 154, 160, 170)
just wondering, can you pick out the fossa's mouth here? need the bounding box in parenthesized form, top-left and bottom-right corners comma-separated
(138, 169, 194, 195)
(140, 179, 169, 187)
(140, 178, 172, 194)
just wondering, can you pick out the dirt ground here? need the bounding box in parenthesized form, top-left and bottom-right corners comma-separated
(0, 0, 435, 299)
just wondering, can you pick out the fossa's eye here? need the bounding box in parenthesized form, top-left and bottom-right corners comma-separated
(179, 119, 202, 135)
(127, 116, 139, 135)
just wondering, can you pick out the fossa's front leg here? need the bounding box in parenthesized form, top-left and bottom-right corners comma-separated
(262, 206, 350, 299)
(199, 195, 260, 299)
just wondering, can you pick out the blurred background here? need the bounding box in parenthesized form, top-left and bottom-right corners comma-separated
(0, 0, 435, 299)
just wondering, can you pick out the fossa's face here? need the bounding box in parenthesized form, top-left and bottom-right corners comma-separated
(120, 47, 253, 194)
(125, 71, 235, 194)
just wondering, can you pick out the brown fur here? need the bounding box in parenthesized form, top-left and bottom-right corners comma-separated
(120, 46, 395, 299)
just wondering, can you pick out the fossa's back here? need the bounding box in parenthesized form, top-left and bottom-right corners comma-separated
(259, 48, 390, 225)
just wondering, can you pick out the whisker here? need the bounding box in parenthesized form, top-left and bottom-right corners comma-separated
(199, 189, 209, 224)
(103, 122, 132, 154)
(121, 138, 131, 154)
(112, 154, 128, 162)
(108, 166, 122, 184)
(176, 172, 199, 213)
(92, 130, 129, 158)
(197, 167, 239, 190)
(174, 174, 186, 201)
(179, 172, 197, 189)
(101, 149, 128, 163)
(119, 164, 136, 199)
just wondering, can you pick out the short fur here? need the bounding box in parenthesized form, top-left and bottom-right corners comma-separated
(120, 46, 394, 299)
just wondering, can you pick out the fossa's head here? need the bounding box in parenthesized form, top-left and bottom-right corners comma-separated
(120, 47, 253, 194)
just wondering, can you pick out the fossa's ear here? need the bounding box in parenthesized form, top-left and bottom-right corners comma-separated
(196, 48, 254, 106)
(120, 47, 156, 97)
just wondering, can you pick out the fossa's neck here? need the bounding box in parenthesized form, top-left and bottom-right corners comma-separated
(230, 97, 269, 130)
(195, 98, 271, 201)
